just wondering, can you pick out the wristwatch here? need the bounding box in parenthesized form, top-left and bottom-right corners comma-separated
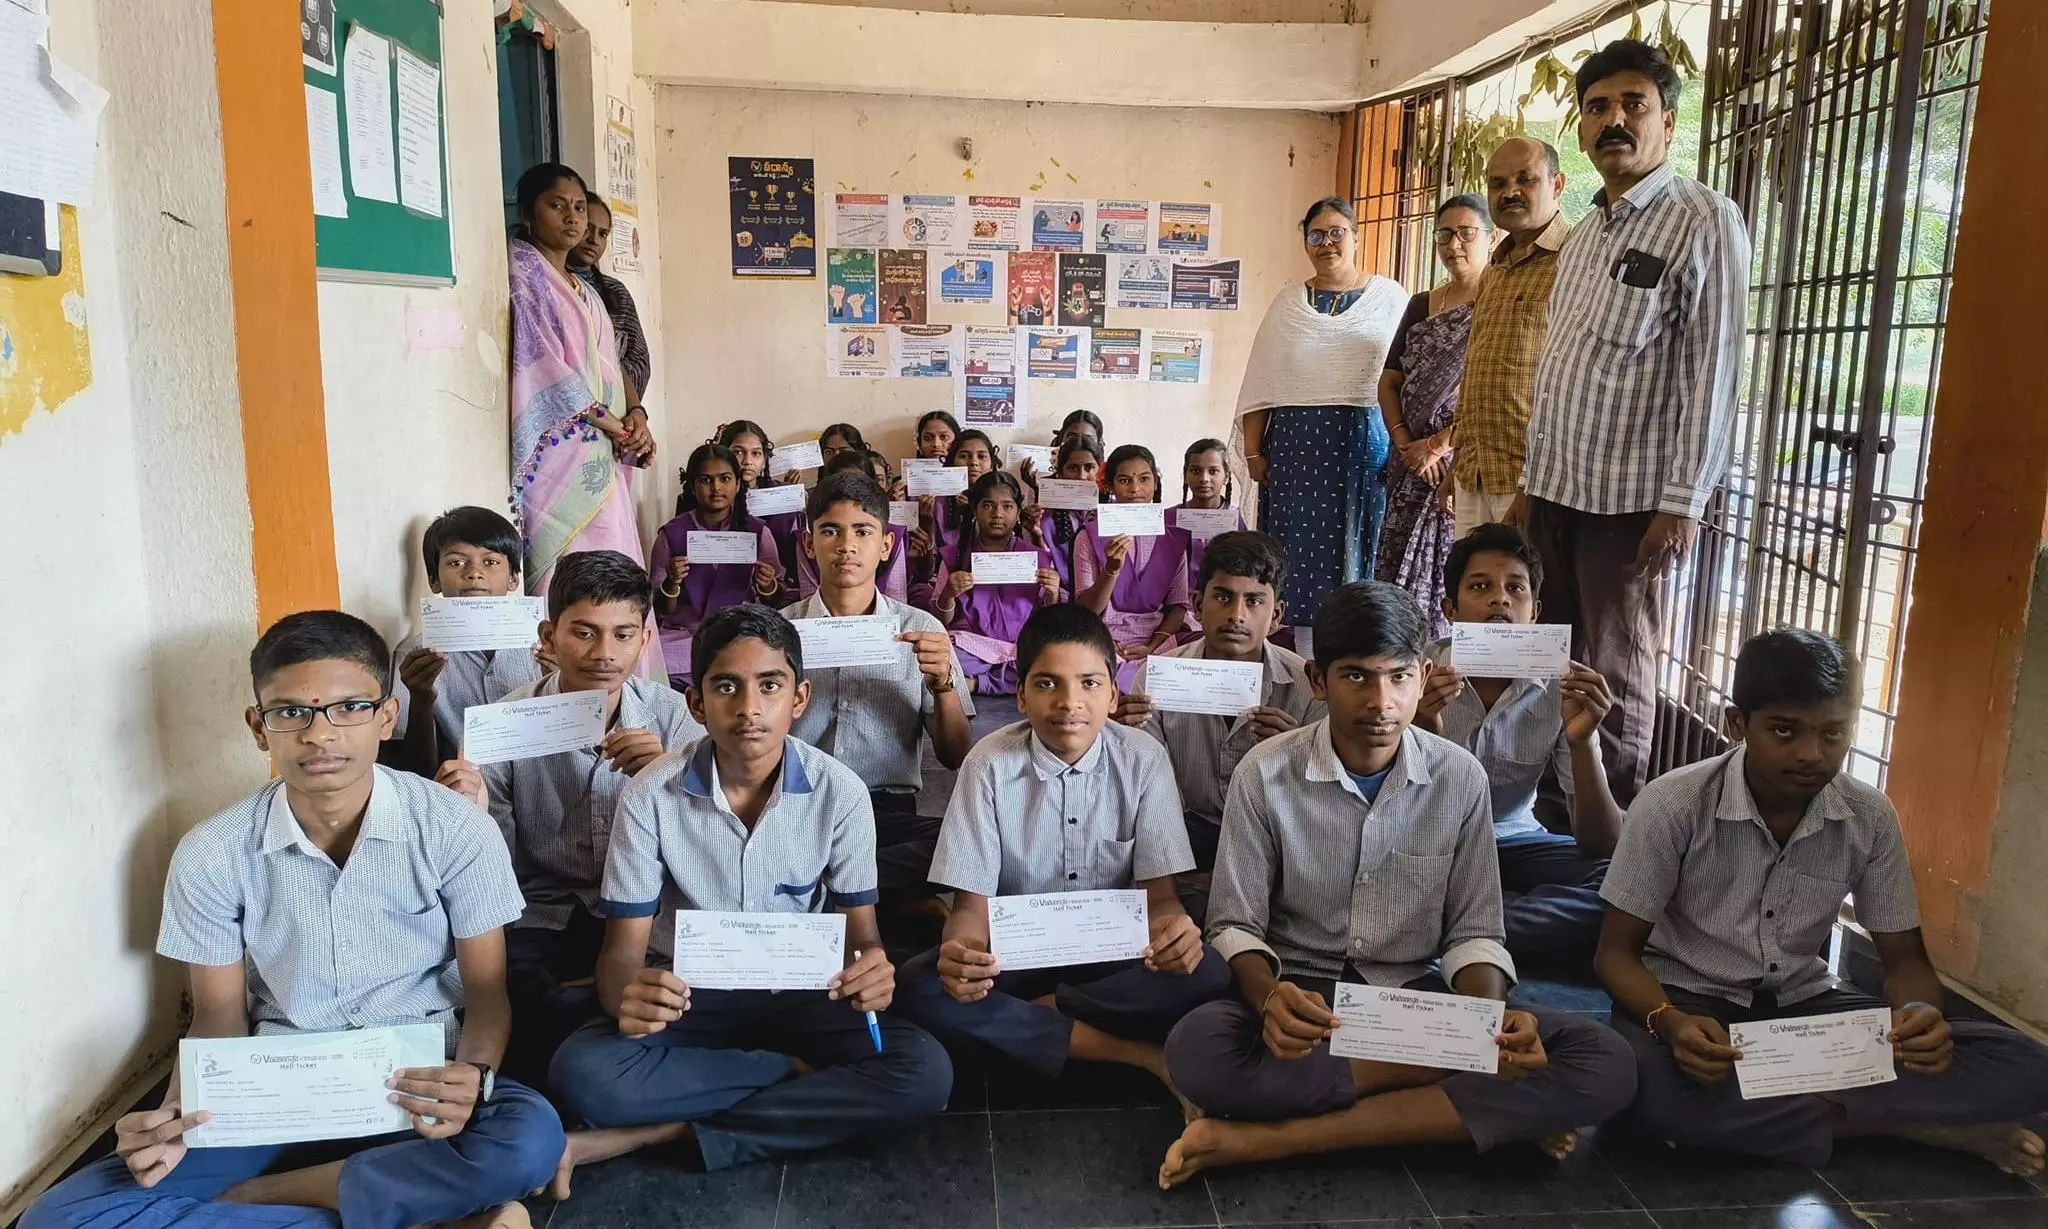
(465, 1061, 496, 1104)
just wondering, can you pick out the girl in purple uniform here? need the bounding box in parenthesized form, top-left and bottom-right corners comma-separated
(930, 471, 1062, 694)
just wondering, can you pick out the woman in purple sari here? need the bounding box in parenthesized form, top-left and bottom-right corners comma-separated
(931, 472, 1062, 695)
(1375, 195, 1493, 639)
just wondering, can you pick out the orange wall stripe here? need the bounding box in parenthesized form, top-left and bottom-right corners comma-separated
(210, 0, 340, 627)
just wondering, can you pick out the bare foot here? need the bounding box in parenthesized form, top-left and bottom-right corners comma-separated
(443, 1202, 532, 1229)
(1894, 1123, 2045, 1176)
(1158, 1117, 1288, 1189)
(550, 1124, 692, 1199)
(1540, 1128, 1583, 1160)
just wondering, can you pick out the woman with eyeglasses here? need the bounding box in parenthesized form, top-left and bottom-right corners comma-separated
(1233, 197, 1409, 625)
(1374, 194, 1495, 638)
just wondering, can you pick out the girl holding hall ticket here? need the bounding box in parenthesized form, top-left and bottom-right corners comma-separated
(1171, 439, 1245, 643)
(649, 444, 782, 685)
(1075, 445, 1190, 681)
(714, 419, 804, 590)
(930, 471, 1061, 695)
(1035, 434, 1104, 599)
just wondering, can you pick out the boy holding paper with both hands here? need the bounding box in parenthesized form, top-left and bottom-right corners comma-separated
(1156, 581, 1636, 1189)
(1594, 628, 2048, 1174)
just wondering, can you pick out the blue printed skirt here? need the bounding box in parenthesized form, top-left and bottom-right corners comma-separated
(1257, 404, 1390, 620)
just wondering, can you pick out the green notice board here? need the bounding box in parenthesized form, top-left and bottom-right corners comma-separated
(303, 0, 453, 284)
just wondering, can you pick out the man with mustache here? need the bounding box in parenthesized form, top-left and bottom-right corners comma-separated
(1448, 137, 1570, 537)
(1511, 39, 1751, 804)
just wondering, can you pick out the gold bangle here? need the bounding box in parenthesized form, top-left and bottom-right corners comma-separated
(1644, 1001, 1676, 1040)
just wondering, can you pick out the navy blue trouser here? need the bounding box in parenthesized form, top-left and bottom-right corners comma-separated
(1496, 829, 1609, 971)
(21, 1078, 564, 1229)
(896, 946, 1233, 1075)
(547, 989, 952, 1170)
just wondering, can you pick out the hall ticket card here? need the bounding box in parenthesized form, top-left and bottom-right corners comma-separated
(687, 531, 759, 565)
(746, 483, 808, 518)
(1035, 478, 1100, 511)
(792, 614, 904, 669)
(889, 500, 920, 528)
(970, 551, 1040, 585)
(1449, 622, 1572, 678)
(1173, 507, 1239, 540)
(1730, 1009, 1897, 1100)
(418, 595, 546, 653)
(461, 690, 606, 765)
(1144, 654, 1262, 717)
(672, 911, 846, 991)
(906, 465, 970, 497)
(1096, 503, 1166, 538)
(766, 439, 824, 476)
(988, 890, 1149, 971)
(1329, 983, 1503, 1074)
(180, 1024, 446, 1148)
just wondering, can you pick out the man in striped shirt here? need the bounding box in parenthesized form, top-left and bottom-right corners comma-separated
(1513, 39, 1751, 802)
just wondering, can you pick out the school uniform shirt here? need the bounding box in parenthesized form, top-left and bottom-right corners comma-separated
(781, 590, 972, 793)
(390, 632, 542, 749)
(600, 736, 878, 965)
(1599, 743, 1920, 1007)
(1207, 720, 1514, 987)
(484, 673, 706, 931)
(1133, 640, 1323, 823)
(157, 766, 525, 1053)
(929, 720, 1194, 896)
(1428, 638, 1598, 837)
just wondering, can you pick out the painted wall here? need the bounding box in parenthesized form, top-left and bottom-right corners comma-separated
(651, 87, 1339, 488)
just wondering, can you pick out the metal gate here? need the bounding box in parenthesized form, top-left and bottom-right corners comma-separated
(1352, 85, 1456, 289)
(1652, 0, 1988, 783)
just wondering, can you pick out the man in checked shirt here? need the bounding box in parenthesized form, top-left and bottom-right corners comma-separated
(1510, 39, 1751, 803)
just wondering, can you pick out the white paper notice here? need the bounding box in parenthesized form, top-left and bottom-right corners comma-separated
(460, 690, 606, 765)
(1096, 503, 1167, 538)
(794, 614, 903, 670)
(304, 85, 349, 219)
(888, 500, 920, 529)
(672, 911, 846, 991)
(1145, 654, 1262, 717)
(970, 551, 1040, 586)
(1036, 478, 1100, 511)
(393, 45, 442, 218)
(1009, 444, 1054, 475)
(180, 1024, 445, 1149)
(1174, 507, 1239, 540)
(989, 890, 1149, 971)
(1449, 622, 1572, 679)
(767, 439, 824, 476)
(1730, 1009, 1898, 1101)
(901, 457, 945, 477)
(906, 466, 970, 498)
(0, 5, 101, 207)
(1329, 982, 1504, 1075)
(746, 483, 808, 518)
(687, 531, 759, 565)
(341, 25, 396, 204)
(418, 595, 546, 653)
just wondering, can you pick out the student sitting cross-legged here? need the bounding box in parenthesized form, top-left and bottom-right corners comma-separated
(388, 505, 543, 777)
(1414, 524, 1624, 971)
(455, 550, 706, 1085)
(22, 612, 563, 1229)
(545, 606, 952, 1188)
(1115, 531, 1323, 874)
(1595, 628, 2048, 1175)
(896, 604, 1232, 1088)
(1157, 581, 1637, 1189)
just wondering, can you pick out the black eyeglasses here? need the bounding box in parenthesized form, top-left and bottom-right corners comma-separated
(1434, 225, 1488, 245)
(1305, 227, 1353, 247)
(255, 698, 391, 733)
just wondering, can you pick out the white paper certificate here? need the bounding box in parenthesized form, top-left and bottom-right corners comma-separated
(889, 500, 920, 528)
(1450, 622, 1572, 678)
(1329, 983, 1504, 1074)
(989, 890, 1149, 971)
(687, 531, 758, 565)
(1146, 654, 1262, 717)
(180, 1024, 446, 1149)
(1096, 503, 1167, 538)
(793, 614, 904, 669)
(767, 439, 825, 476)
(971, 551, 1040, 585)
(901, 457, 944, 477)
(1036, 478, 1100, 511)
(672, 911, 846, 990)
(461, 690, 606, 765)
(746, 483, 808, 518)
(1730, 1009, 1897, 1101)
(1174, 507, 1239, 540)
(418, 595, 546, 653)
(1010, 444, 1054, 474)
(906, 466, 970, 497)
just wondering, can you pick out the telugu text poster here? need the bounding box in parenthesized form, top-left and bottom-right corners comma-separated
(937, 252, 999, 305)
(1145, 328, 1212, 385)
(1088, 327, 1143, 380)
(967, 195, 1022, 251)
(831, 192, 889, 247)
(825, 248, 877, 324)
(1025, 327, 1084, 381)
(826, 325, 888, 378)
(1093, 199, 1151, 254)
(892, 325, 960, 379)
(1029, 199, 1089, 251)
(961, 325, 1024, 428)
(1156, 201, 1217, 256)
(1113, 254, 1172, 310)
(1007, 250, 1057, 326)
(892, 194, 961, 249)
(730, 156, 817, 279)
(1056, 253, 1107, 328)
(1170, 258, 1241, 310)
(878, 249, 929, 325)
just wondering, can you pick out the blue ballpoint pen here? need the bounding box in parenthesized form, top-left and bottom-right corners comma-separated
(854, 949, 884, 1053)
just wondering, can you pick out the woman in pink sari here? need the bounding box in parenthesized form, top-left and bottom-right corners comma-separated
(509, 163, 658, 608)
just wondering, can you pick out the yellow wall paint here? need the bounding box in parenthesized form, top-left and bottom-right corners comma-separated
(0, 206, 92, 440)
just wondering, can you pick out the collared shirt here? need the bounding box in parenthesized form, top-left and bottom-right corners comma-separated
(1134, 639, 1324, 823)
(781, 591, 971, 793)
(575, 265, 650, 397)
(929, 720, 1194, 897)
(601, 736, 878, 964)
(1453, 212, 1571, 495)
(484, 673, 705, 930)
(1600, 744, 1920, 1007)
(1428, 638, 1595, 838)
(1524, 163, 1751, 518)
(1208, 721, 1514, 987)
(157, 767, 524, 1052)
(390, 632, 542, 753)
